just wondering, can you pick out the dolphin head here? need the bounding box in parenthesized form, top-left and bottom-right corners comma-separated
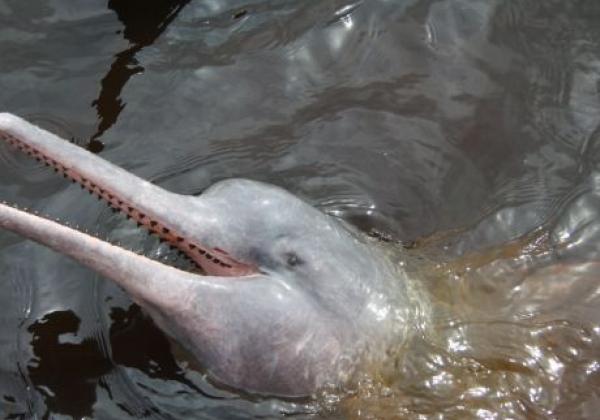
(189, 179, 402, 316)
(0, 113, 413, 397)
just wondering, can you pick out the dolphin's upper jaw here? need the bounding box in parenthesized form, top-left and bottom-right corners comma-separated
(0, 113, 257, 277)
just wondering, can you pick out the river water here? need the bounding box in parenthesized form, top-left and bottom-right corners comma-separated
(1, 0, 599, 418)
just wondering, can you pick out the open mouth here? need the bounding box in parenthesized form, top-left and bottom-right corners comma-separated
(0, 121, 258, 277)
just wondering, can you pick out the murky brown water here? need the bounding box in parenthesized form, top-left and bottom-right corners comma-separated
(1, 0, 600, 418)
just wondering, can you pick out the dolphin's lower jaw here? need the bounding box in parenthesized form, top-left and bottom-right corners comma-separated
(0, 113, 410, 397)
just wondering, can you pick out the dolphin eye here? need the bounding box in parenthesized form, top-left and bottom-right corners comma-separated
(284, 252, 304, 268)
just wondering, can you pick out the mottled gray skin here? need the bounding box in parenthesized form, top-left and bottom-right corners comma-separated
(0, 113, 411, 397)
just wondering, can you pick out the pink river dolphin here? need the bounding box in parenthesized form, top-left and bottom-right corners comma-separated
(0, 113, 413, 397)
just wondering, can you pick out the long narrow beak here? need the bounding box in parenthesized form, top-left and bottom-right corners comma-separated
(0, 113, 257, 276)
(1, 201, 193, 307)
(0, 201, 261, 316)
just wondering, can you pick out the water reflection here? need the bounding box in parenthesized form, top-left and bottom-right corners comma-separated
(91, 0, 190, 144)
(1, 0, 600, 418)
(27, 310, 111, 418)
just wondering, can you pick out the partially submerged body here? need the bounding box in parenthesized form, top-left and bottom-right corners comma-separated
(0, 113, 417, 397)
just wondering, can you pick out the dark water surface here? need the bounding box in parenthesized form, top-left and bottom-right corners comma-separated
(1, 0, 600, 418)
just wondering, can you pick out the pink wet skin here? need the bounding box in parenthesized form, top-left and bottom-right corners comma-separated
(0, 114, 256, 277)
(0, 113, 413, 397)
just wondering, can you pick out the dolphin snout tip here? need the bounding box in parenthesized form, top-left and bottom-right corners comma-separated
(0, 112, 22, 128)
